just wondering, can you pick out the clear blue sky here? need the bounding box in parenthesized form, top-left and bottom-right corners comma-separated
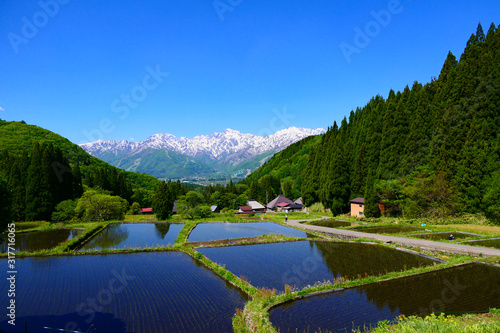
(1, 1, 499, 144)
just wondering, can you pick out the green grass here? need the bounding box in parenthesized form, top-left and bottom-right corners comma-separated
(368, 310, 500, 333)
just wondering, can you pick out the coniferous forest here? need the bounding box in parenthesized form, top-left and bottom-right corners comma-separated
(247, 23, 500, 221)
(0, 121, 160, 227)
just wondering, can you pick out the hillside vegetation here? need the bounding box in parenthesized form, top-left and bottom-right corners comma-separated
(0, 120, 160, 222)
(247, 23, 500, 222)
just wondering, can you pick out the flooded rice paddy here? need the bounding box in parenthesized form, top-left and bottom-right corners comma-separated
(461, 238, 500, 249)
(0, 252, 247, 333)
(0, 229, 82, 253)
(406, 231, 482, 241)
(188, 222, 308, 242)
(306, 219, 356, 228)
(270, 263, 500, 332)
(79, 223, 183, 250)
(198, 240, 436, 291)
(348, 225, 424, 234)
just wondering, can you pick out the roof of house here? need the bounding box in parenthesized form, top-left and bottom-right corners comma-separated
(276, 202, 290, 207)
(239, 206, 253, 211)
(284, 203, 303, 210)
(267, 195, 294, 209)
(210, 205, 219, 212)
(247, 199, 265, 210)
(294, 197, 303, 205)
(350, 197, 365, 204)
(140, 208, 153, 213)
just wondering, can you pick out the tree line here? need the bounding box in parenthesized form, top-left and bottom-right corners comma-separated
(248, 23, 500, 222)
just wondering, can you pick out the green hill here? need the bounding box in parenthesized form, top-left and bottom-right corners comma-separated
(246, 23, 500, 221)
(0, 120, 159, 189)
(0, 120, 160, 221)
(241, 134, 323, 202)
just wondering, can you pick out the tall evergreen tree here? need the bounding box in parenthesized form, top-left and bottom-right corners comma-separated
(0, 176, 12, 231)
(152, 181, 175, 220)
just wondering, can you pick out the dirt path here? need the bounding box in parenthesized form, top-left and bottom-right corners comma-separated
(285, 218, 500, 257)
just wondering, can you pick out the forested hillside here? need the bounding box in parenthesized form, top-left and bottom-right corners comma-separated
(241, 135, 322, 202)
(247, 23, 500, 221)
(0, 120, 160, 222)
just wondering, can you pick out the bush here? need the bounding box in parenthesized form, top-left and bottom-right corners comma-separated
(75, 189, 129, 221)
(51, 199, 77, 223)
(309, 202, 325, 213)
(194, 205, 213, 219)
(128, 202, 141, 215)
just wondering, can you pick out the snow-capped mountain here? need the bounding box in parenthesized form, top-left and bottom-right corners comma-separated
(79, 127, 325, 179)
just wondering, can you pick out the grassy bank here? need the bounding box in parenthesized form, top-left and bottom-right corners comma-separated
(368, 310, 500, 333)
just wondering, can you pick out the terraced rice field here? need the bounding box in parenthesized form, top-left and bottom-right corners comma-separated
(80, 223, 183, 250)
(188, 222, 308, 242)
(0, 229, 82, 253)
(270, 263, 500, 332)
(0, 252, 248, 332)
(198, 240, 437, 291)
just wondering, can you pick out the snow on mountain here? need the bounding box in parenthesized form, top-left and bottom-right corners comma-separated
(80, 127, 326, 161)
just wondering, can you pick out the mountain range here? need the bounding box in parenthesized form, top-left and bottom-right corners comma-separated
(80, 127, 325, 179)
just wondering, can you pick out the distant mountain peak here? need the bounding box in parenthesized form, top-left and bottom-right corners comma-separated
(79, 127, 326, 179)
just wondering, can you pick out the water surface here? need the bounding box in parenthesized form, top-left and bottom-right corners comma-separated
(407, 232, 480, 240)
(188, 222, 307, 242)
(80, 223, 183, 250)
(0, 252, 247, 333)
(348, 225, 423, 234)
(306, 220, 355, 228)
(461, 238, 500, 249)
(270, 263, 500, 332)
(198, 240, 436, 291)
(0, 229, 82, 253)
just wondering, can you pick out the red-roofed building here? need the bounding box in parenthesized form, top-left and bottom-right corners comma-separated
(140, 208, 153, 215)
(267, 195, 294, 211)
(238, 206, 253, 214)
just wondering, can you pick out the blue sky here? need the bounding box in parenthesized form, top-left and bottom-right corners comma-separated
(1, 1, 499, 144)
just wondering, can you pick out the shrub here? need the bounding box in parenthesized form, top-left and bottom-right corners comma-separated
(51, 200, 77, 223)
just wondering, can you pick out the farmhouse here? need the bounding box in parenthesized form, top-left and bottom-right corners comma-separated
(266, 195, 294, 211)
(140, 208, 153, 215)
(238, 206, 253, 214)
(247, 199, 266, 213)
(350, 197, 364, 217)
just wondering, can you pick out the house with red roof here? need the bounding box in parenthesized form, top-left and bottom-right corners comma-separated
(238, 206, 253, 214)
(140, 208, 153, 215)
(266, 195, 295, 211)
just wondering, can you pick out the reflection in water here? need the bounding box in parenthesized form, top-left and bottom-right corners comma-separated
(0, 229, 82, 253)
(0, 252, 248, 333)
(270, 264, 500, 333)
(81, 224, 129, 249)
(308, 220, 354, 228)
(349, 225, 423, 234)
(154, 223, 171, 239)
(409, 232, 480, 240)
(189, 222, 308, 242)
(199, 241, 436, 291)
(462, 238, 500, 249)
(80, 223, 183, 250)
